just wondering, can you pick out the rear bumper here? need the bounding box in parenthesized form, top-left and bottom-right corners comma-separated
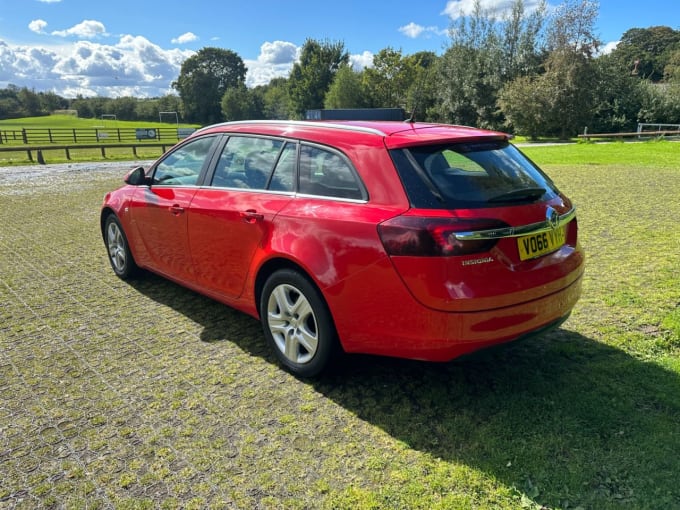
(334, 264, 583, 362)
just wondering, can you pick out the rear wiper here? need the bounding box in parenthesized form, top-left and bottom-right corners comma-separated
(403, 150, 445, 203)
(489, 187, 546, 203)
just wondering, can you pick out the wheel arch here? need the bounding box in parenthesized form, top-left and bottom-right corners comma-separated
(254, 257, 319, 315)
(254, 258, 339, 341)
(100, 207, 117, 240)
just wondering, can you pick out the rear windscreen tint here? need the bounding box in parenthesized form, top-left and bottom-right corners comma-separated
(390, 141, 559, 209)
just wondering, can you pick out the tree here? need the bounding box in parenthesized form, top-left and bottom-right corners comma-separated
(500, 0, 547, 80)
(362, 48, 415, 108)
(665, 48, 680, 83)
(288, 39, 349, 118)
(637, 80, 680, 124)
(435, 0, 545, 128)
(221, 85, 258, 121)
(589, 54, 644, 133)
(17, 88, 41, 117)
(173, 47, 247, 124)
(542, 49, 598, 138)
(405, 51, 439, 121)
(38, 91, 68, 114)
(499, 75, 548, 139)
(610, 26, 680, 82)
(324, 64, 368, 109)
(436, 2, 503, 128)
(0, 97, 21, 119)
(110, 96, 137, 121)
(260, 78, 292, 120)
(157, 95, 183, 118)
(546, 0, 600, 57)
(499, 0, 601, 138)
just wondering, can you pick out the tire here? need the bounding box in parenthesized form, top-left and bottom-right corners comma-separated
(260, 269, 338, 377)
(104, 214, 138, 279)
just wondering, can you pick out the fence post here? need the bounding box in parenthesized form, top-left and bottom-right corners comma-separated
(22, 128, 28, 145)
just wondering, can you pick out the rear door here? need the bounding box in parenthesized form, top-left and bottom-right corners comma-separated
(188, 135, 295, 298)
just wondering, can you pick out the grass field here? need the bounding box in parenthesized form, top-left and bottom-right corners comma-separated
(0, 114, 197, 130)
(0, 115, 199, 166)
(0, 141, 679, 509)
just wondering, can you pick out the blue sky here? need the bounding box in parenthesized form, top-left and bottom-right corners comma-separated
(0, 0, 678, 98)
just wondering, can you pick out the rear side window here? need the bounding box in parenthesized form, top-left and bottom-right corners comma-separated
(390, 141, 559, 209)
(211, 136, 283, 190)
(298, 144, 366, 200)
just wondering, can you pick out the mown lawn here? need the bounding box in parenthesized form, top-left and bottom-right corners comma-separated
(0, 114, 197, 130)
(0, 141, 678, 509)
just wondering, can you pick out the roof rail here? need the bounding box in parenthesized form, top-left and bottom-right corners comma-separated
(197, 119, 388, 137)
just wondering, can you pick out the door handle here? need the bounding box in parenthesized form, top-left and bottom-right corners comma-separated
(169, 205, 185, 215)
(240, 210, 264, 223)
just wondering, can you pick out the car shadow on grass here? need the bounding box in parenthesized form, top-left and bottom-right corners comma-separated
(318, 330, 680, 508)
(128, 274, 680, 508)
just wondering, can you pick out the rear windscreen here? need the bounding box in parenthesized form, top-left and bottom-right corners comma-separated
(390, 141, 560, 209)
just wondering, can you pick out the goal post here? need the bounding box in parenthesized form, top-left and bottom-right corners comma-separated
(159, 111, 179, 126)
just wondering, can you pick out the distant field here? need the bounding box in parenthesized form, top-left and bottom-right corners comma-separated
(0, 115, 201, 165)
(522, 139, 679, 168)
(0, 114, 198, 130)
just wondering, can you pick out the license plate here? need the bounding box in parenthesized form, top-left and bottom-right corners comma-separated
(517, 227, 566, 261)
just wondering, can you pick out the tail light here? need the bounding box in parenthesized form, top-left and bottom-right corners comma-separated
(378, 216, 509, 257)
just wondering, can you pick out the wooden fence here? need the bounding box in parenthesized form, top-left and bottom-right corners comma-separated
(0, 127, 195, 146)
(0, 143, 172, 164)
(577, 130, 680, 141)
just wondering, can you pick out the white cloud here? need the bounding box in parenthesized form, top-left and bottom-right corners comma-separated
(0, 36, 193, 98)
(442, 0, 543, 19)
(400, 22, 425, 38)
(259, 40, 297, 64)
(0, 40, 60, 84)
(244, 40, 299, 87)
(52, 20, 107, 39)
(350, 51, 373, 70)
(29, 19, 48, 34)
(0, 33, 377, 98)
(171, 32, 198, 44)
(599, 40, 619, 56)
(37, 0, 62, 3)
(399, 22, 446, 39)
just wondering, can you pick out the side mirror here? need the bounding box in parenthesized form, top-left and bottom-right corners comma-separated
(124, 166, 149, 186)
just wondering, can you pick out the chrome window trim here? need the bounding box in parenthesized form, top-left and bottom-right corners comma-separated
(294, 192, 368, 204)
(453, 207, 576, 240)
(195, 186, 367, 203)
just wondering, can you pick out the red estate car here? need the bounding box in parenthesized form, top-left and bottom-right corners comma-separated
(101, 120, 584, 376)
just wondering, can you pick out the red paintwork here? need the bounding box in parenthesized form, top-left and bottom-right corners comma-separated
(102, 120, 584, 362)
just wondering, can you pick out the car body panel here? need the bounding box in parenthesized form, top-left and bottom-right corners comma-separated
(126, 185, 198, 282)
(187, 188, 292, 298)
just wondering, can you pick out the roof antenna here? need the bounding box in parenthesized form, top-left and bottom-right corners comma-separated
(404, 105, 417, 123)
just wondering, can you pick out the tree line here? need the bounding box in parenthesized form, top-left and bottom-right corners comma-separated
(0, 88, 183, 126)
(2, 0, 679, 139)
